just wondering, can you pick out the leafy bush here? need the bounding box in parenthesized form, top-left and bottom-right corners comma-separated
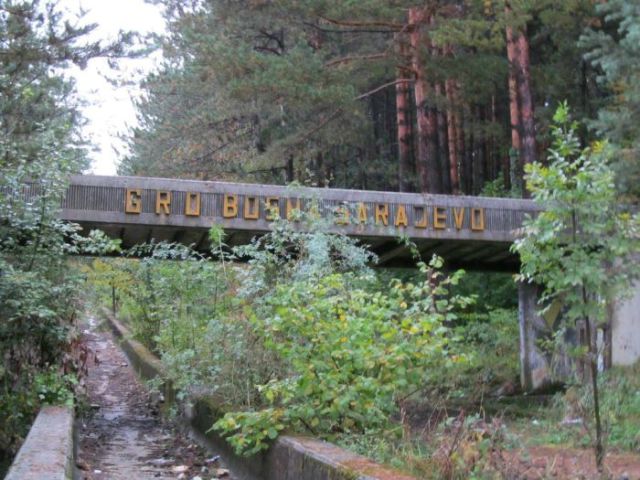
(451, 309, 520, 397)
(513, 104, 640, 469)
(214, 257, 473, 455)
(33, 368, 77, 407)
(233, 212, 376, 297)
(87, 213, 503, 459)
(452, 273, 518, 312)
(553, 364, 640, 451)
(0, 0, 131, 466)
(86, 243, 281, 407)
(602, 367, 640, 450)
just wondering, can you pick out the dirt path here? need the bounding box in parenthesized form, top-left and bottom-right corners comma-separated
(76, 317, 234, 480)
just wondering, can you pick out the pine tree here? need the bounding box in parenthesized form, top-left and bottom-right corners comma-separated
(580, 0, 640, 201)
(124, 0, 599, 197)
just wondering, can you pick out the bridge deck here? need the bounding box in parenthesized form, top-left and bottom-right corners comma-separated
(58, 175, 539, 270)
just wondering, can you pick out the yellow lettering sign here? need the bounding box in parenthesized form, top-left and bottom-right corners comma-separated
(335, 205, 350, 225)
(375, 204, 389, 226)
(223, 194, 238, 218)
(394, 205, 408, 227)
(433, 206, 447, 229)
(156, 190, 171, 215)
(414, 206, 428, 228)
(185, 192, 200, 216)
(308, 202, 320, 219)
(286, 198, 301, 220)
(122, 186, 490, 236)
(453, 207, 465, 230)
(125, 188, 142, 214)
(357, 203, 368, 224)
(265, 197, 280, 220)
(244, 196, 260, 220)
(471, 207, 485, 231)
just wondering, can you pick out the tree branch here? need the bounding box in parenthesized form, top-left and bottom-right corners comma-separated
(319, 16, 403, 31)
(302, 21, 395, 35)
(325, 52, 388, 67)
(287, 78, 414, 146)
(293, 108, 344, 146)
(355, 78, 413, 100)
(254, 46, 282, 56)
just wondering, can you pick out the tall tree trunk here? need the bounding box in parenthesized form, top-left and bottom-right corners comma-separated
(409, 7, 441, 194)
(473, 105, 486, 195)
(285, 154, 294, 182)
(395, 33, 413, 192)
(454, 82, 466, 194)
(503, 154, 511, 192)
(445, 78, 460, 194)
(436, 81, 451, 194)
(462, 106, 473, 195)
(489, 94, 497, 182)
(314, 151, 325, 186)
(515, 27, 536, 195)
(482, 105, 489, 191)
(506, 16, 522, 193)
(506, 4, 536, 197)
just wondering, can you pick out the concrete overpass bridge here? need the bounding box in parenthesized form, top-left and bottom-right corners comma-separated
(40, 174, 636, 391)
(59, 175, 540, 271)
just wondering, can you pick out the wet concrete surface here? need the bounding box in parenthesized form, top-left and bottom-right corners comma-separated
(76, 317, 234, 479)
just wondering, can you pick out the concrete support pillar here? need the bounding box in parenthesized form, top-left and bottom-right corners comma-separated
(519, 282, 551, 391)
(519, 281, 640, 391)
(518, 282, 574, 392)
(611, 281, 640, 366)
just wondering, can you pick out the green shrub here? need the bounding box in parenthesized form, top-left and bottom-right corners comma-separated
(86, 244, 282, 408)
(452, 308, 520, 397)
(214, 258, 473, 455)
(556, 364, 640, 451)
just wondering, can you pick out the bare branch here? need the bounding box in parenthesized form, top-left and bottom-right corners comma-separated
(325, 52, 388, 67)
(302, 21, 395, 35)
(319, 16, 403, 31)
(288, 78, 414, 146)
(355, 79, 413, 100)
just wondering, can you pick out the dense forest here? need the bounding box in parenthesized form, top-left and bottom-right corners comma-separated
(2, 0, 640, 477)
(121, 0, 639, 201)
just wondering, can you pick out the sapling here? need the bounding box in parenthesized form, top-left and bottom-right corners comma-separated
(512, 103, 639, 471)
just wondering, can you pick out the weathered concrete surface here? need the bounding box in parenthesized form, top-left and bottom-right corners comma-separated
(53, 174, 540, 270)
(4, 405, 74, 480)
(264, 436, 416, 480)
(102, 310, 418, 480)
(106, 311, 167, 379)
(520, 279, 640, 389)
(77, 316, 231, 479)
(518, 283, 575, 392)
(519, 283, 552, 391)
(612, 281, 640, 366)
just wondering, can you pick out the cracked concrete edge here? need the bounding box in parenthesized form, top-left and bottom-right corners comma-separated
(101, 309, 418, 480)
(102, 308, 167, 379)
(4, 405, 74, 480)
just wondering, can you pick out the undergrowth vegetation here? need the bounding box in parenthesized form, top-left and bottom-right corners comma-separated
(514, 364, 640, 453)
(83, 153, 639, 476)
(84, 203, 640, 478)
(86, 211, 525, 470)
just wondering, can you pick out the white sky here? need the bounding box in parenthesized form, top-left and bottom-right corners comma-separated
(60, 0, 166, 176)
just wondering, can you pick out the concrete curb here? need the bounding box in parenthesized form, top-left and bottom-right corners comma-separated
(4, 405, 74, 480)
(105, 312, 166, 379)
(102, 309, 417, 480)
